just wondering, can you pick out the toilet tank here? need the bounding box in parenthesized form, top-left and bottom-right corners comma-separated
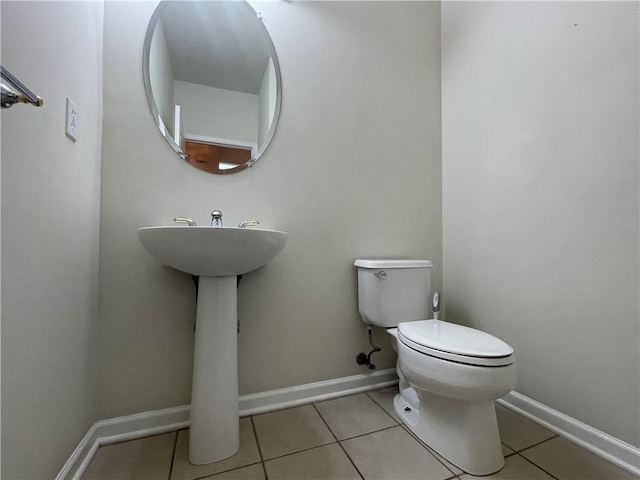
(354, 259, 433, 328)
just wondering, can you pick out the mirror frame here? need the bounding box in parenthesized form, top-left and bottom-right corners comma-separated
(142, 0, 282, 173)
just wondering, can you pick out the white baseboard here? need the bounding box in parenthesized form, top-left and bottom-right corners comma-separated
(498, 391, 640, 477)
(56, 404, 191, 480)
(59, 375, 639, 480)
(56, 368, 398, 480)
(239, 367, 398, 415)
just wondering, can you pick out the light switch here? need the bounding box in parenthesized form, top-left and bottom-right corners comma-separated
(65, 97, 78, 142)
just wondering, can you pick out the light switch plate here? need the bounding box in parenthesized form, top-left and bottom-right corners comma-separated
(65, 97, 78, 142)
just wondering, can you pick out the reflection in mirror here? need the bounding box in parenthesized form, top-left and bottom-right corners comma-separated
(143, 0, 281, 174)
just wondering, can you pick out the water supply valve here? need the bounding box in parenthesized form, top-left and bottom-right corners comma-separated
(356, 326, 381, 370)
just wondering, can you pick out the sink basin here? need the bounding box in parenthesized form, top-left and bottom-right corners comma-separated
(137, 224, 288, 465)
(137, 226, 288, 276)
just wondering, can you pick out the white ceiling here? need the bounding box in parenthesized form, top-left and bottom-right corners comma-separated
(159, 1, 272, 95)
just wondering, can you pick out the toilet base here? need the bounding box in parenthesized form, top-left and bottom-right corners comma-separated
(394, 390, 504, 476)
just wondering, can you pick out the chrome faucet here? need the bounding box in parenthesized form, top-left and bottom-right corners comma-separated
(210, 210, 223, 227)
(174, 217, 197, 226)
(238, 220, 260, 228)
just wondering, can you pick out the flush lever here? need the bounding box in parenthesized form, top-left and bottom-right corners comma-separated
(375, 271, 386, 279)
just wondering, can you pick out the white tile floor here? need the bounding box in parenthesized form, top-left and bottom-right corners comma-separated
(82, 387, 638, 480)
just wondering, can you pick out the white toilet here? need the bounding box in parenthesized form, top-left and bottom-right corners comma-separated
(354, 259, 516, 476)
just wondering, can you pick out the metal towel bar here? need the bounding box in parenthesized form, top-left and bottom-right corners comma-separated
(1, 65, 44, 109)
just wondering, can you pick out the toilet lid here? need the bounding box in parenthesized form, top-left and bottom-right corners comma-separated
(398, 320, 514, 367)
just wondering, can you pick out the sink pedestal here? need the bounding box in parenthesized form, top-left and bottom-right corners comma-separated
(189, 276, 239, 464)
(136, 226, 288, 465)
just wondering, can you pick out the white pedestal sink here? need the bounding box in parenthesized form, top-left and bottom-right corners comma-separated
(137, 226, 288, 464)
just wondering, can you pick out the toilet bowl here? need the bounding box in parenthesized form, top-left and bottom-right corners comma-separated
(391, 321, 516, 475)
(354, 259, 517, 476)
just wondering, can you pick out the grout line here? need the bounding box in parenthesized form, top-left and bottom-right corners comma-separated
(399, 423, 460, 477)
(502, 443, 518, 457)
(339, 424, 399, 442)
(364, 389, 463, 479)
(309, 402, 338, 441)
(100, 429, 183, 448)
(261, 441, 338, 463)
(186, 462, 264, 480)
(515, 452, 561, 480)
(311, 395, 401, 441)
(336, 440, 365, 480)
(514, 434, 559, 455)
(167, 430, 179, 480)
(166, 425, 264, 480)
(249, 416, 269, 480)
(365, 389, 401, 424)
(185, 462, 264, 480)
(251, 401, 314, 418)
(311, 403, 364, 480)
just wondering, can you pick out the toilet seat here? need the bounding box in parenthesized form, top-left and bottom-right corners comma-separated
(398, 320, 514, 367)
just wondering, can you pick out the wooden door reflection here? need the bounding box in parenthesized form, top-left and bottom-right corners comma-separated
(184, 141, 251, 174)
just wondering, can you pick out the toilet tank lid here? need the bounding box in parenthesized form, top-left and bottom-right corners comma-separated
(354, 259, 433, 269)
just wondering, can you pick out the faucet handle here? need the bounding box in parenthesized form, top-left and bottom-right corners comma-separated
(174, 217, 197, 226)
(238, 220, 260, 228)
(210, 210, 223, 227)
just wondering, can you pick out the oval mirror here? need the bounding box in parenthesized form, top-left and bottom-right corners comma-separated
(142, 0, 282, 174)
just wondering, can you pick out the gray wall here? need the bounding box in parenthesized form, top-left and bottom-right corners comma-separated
(442, 2, 639, 447)
(0, 1, 104, 478)
(99, 1, 442, 418)
(4, 3, 636, 477)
